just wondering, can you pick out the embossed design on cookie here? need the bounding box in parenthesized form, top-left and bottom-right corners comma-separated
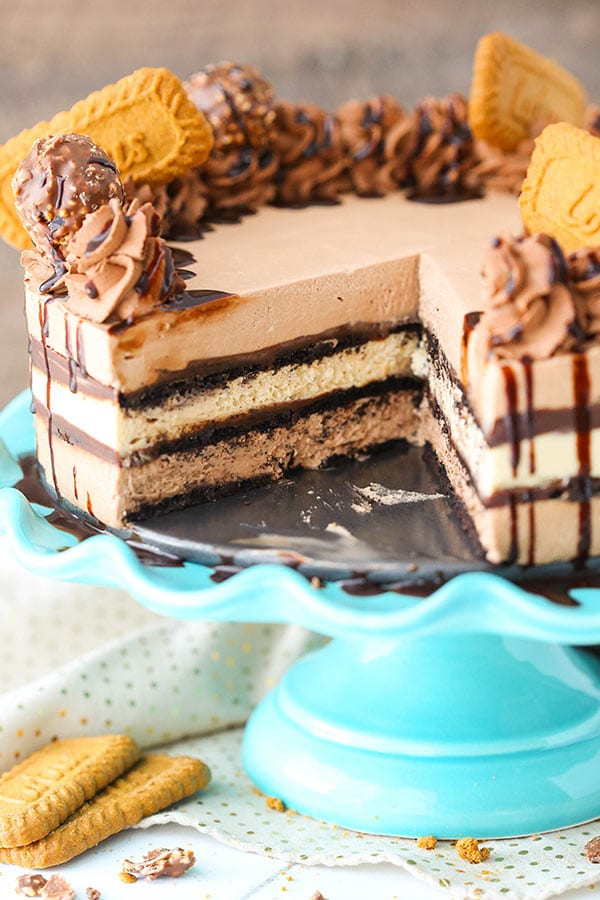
(520, 123, 600, 252)
(567, 185, 600, 237)
(0, 755, 211, 868)
(0, 68, 213, 250)
(470, 33, 586, 151)
(0, 735, 139, 849)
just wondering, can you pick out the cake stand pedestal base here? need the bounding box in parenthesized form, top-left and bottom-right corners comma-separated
(243, 633, 600, 837)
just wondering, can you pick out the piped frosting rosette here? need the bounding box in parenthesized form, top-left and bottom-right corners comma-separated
(569, 248, 600, 340)
(477, 233, 578, 360)
(336, 95, 415, 196)
(273, 101, 347, 205)
(64, 197, 182, 323)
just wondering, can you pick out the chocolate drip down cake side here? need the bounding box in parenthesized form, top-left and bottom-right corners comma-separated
(3, 33, 600, 568)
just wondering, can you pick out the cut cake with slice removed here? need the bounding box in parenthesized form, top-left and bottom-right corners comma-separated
(25, 188, 600, 566)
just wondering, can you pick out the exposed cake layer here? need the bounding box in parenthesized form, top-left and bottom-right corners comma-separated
(425, 403, 600, 565)
(35, 386, 424, 527)
(428, 333, 600, 499)
(465, 323, 600, 441)
(31, 329, 420, 456)
(425, 331, 600, 563)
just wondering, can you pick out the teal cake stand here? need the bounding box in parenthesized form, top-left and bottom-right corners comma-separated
(1, 391, 600, 838)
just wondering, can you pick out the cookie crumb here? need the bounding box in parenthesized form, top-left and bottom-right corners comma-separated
(455, 837, 490, 864)
(417, 835, 437, 850)
(39, 876, 75, 900)
(118, 872, 137, 884)
(585, 836, 600, 863)
(86, 890, 101, 900)
(310, 893, 328, 900)
(15, 875, 48, 897)
(122, 847, 196, 880)
(266, 795, 286, 812)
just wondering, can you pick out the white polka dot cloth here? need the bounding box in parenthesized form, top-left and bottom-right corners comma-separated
(0, 537, 597, 899)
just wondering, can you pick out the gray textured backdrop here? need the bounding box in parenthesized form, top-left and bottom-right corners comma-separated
(1, 0, 599, 402)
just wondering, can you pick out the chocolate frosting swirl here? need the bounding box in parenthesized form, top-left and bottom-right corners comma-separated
(478, 233, 578, 360)
(408, 94, 477, 194)
(470, 137, 534, 196)
(585, 103, 600, 139)
(569, 247, 600, 340)
(61, 198, 182, 323)
(336, 95, 415, 196)
(124, 173, 208, 238)
(198, 144, 277, 212)
(272, 101, 347, 204)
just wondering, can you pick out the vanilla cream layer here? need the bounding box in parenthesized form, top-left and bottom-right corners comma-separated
(429, 349, 600, 499)
(466, 327, 600, 434)
(35, 389, 422, 528)
(425, 409, 600, 566)
(32, 331, 420, 456)
(24, 192, 520, 395)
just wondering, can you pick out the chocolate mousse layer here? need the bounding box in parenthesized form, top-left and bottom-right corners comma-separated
(35, 383, 424, 526)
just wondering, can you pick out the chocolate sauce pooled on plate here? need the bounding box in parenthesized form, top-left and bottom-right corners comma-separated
(11, 456, 600, 602)
(13, 456, 183, 568)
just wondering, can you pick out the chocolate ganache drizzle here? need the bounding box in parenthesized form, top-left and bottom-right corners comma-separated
(12, 133, 183, 496)
(468, 231, 600, 564)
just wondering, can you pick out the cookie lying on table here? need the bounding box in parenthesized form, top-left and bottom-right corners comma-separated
(0, 736, 210, 866)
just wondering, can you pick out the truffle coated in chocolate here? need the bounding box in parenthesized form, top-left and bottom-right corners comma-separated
(12, 133, 124, 258)
(184, 62, 276, 152)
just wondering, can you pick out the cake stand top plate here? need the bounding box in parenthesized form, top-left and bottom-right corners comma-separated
(1, 390, 600, 644)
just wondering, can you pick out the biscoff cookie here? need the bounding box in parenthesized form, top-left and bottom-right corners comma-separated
(0, 754, 210, 868)
(469, 33, 586, 151)
(0, 67, 213, 250)
(520, 122, 600, 253)
(0, 735, 139, 849)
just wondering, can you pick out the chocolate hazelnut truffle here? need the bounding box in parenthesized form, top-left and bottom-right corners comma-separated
(184, 62, 276, 152)
(12, 132, 124, 258)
